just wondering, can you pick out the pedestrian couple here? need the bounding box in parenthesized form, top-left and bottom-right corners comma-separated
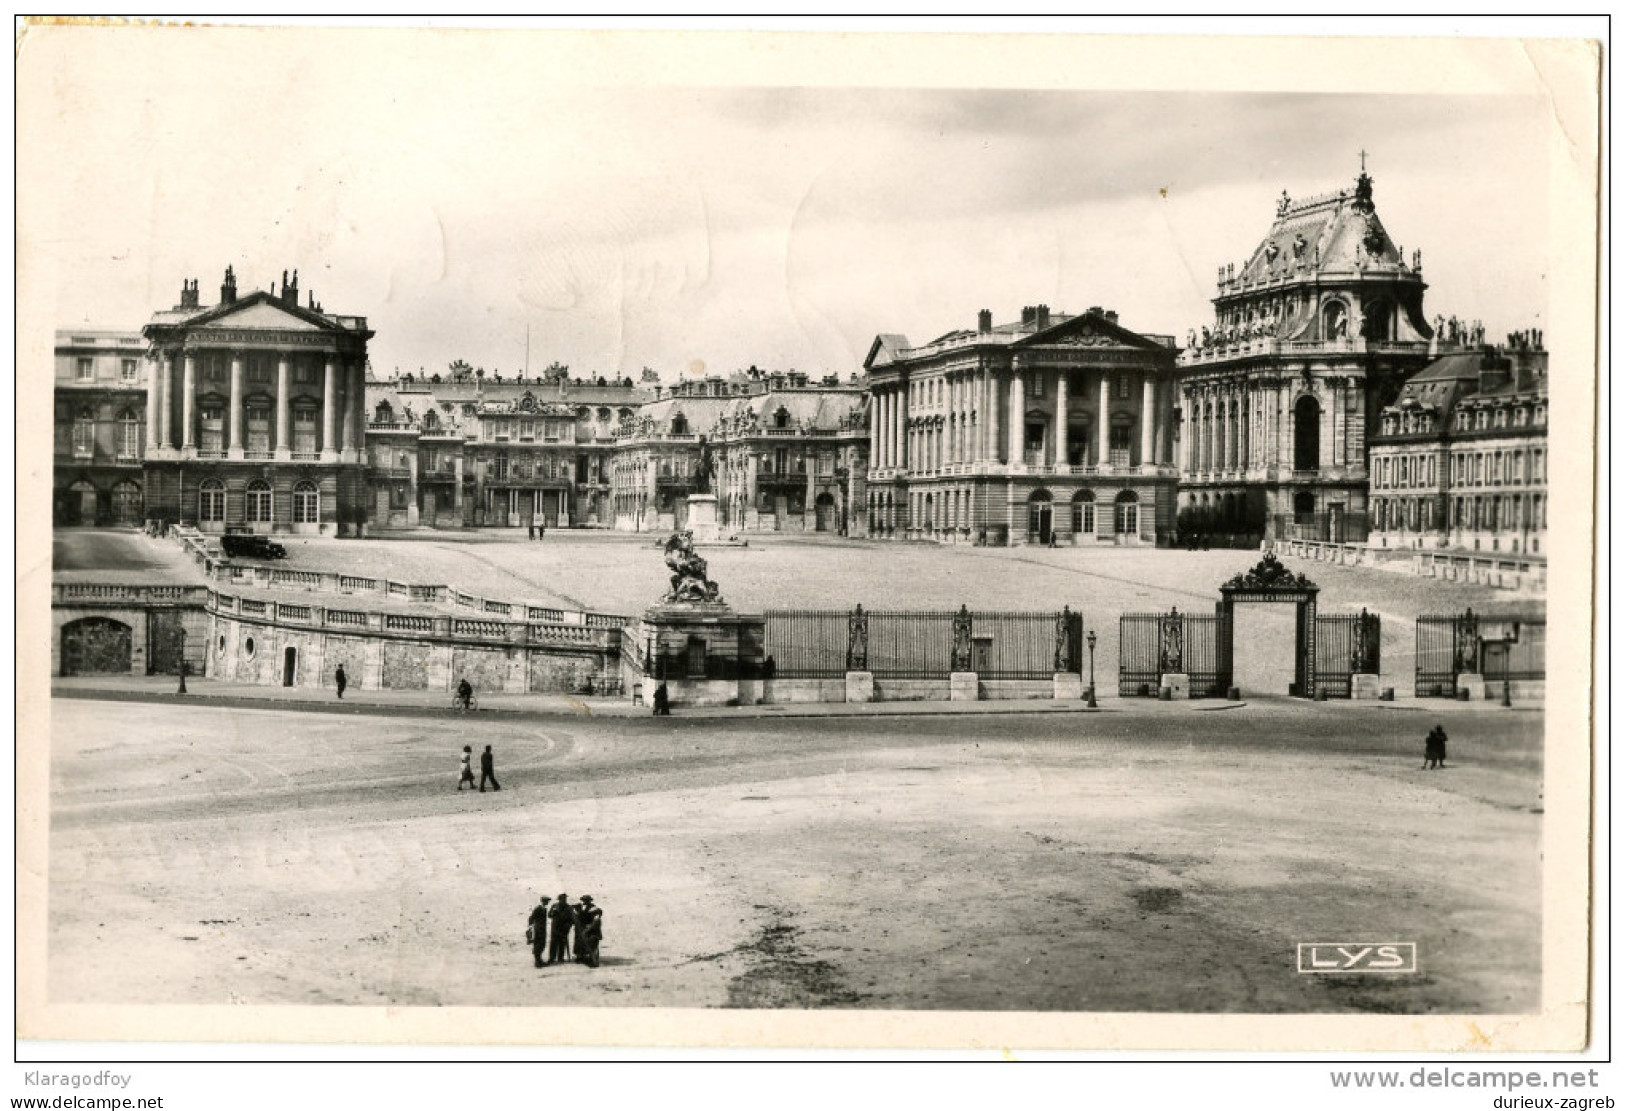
(1422, 725, 1449, 770)
(458, 744, 501, 791)
(526, 894, 603, 969)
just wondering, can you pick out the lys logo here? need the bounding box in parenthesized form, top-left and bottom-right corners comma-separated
(1297, 942, 1417, 973)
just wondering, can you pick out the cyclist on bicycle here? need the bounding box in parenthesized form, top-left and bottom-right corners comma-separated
(457, 677, 474, 711)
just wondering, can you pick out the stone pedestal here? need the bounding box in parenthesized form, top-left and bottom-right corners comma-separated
(846, 670, 875, 703)
(628, 602, 765, 707)
(950, 671, 979, 701)
(1349, 673, 1381, 700)
(1457, 672, 1486, 701)
(1160, 672, 1189, 699)
(686, 493, 721, 543)
(1052, 673, 1084, 700)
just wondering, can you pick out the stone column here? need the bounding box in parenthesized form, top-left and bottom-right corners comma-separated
(321, 356, 336, 460)
(181, 352, 197, 450)
(986, 370, 1000, 462)
(353, 363, 367, 460)
(341, 361, 359, 461)
(899, 384, 909, 471)
(453, 455, 465, 512)
(145, 352, 162, 456)
(406, 450, 420, 526)
(1153, 379, 1166, 466)
(1140, 374, 1155, 469)
(274, 354, 290, 458)
(1054, 371, 1069, 468)
(227, 352, 244, 457)
(871, 389, 884, 467)
(1008, 371, 1024, 465)
(1097, 371, 1111, 469)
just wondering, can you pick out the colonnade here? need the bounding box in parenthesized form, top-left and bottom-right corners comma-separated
(145, 347, 366, 462)
(867, 365, 1173, 473)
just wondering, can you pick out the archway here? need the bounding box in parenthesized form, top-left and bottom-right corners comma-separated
(67, 480, 98, 526)
(60, 616, 132, 676)
(283, 646, 299, 687)
(1360, 298, 1395, 341)
(814, 491, 836, 532)
(110, 481, 143, 526)
(1027, 489, 1053, 545)
(1293, 396, 1320, 471)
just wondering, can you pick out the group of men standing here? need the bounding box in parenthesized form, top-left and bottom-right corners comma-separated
(527, 894, 603, 968)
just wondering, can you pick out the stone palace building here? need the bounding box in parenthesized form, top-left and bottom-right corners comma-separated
(862, 305, 1180, 545)
(1175, 168, 1436, 544)
(139, 268, 373, 534)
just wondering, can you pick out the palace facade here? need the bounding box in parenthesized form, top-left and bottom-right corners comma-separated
(53, 328, 150, 526)
(1367, 336, 1548, 558)
(608, 370, 868, 534)
(863, 305, 1180, 545)
(141, 269, 373, 534)
(1175, 170, 1436, 544)
(364, 371, 646, 529)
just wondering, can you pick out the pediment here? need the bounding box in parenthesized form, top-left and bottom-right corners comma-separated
(197, 299, 325, 331)
(1021, 312, 1162, 352)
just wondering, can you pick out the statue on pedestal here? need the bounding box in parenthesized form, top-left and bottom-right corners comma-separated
(661, 530, 723, 604)
(951, 605, 974, 672)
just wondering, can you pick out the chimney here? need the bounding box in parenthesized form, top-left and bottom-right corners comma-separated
(220, 265, 237, 305)
(1087, 305, 1104, 318)
(1036, 304, 1051, 330)
(1104, 310, 1119, 325)
(1021, 306, 1036, 326)
(1478, 351, 1510, 393)
(179, 278, 199, 310)
(978, 309, 992, 333)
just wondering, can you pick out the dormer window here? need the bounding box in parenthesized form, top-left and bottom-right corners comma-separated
(373, 401, 394, 424)
(773, 407, 790, 429)
(671, 414, 689, 436)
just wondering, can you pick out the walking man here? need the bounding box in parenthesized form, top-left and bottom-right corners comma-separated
(527, 896, 551, 967)
(334, 664, 347, 700)
(479, 744, 501, 792)
(548, 894, 575, 963)
(458, 745, 476, 790)
(652, 680, 670, 716)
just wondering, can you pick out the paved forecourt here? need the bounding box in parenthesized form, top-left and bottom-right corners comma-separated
(47, 694, 1541, 1014)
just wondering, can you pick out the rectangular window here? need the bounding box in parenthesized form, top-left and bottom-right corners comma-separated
(494, 455, 509, 480)
(1115, 374, 1130, 400)
(246, 408, 271, 454)
(121, 359, 137, 381)
(293, 409, 318, 454)
(1029, 373, 1045, 399)
(72, 417, 94, 457)
(76, 357, 93, 380)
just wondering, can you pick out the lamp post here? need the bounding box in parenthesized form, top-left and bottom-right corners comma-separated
(1501, 636, 1513, 708)
(1086, 629, 1098, 709)
(176, 629, 188, 695)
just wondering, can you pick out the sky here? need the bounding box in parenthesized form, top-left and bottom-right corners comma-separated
(22, 26, 1567, 384)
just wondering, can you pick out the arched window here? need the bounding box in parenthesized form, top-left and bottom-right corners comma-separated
(72, 406, 95, 457)
(110, 480, 143, 525)
(1072, 490, 1095, 535)
(1293, 395, 1321, 471)
(1113, 490, 1139, 535)
(246, 480, 273, 524)
(1360, 298, 1394, 342)
(199, 479, 225, 523)
(1293, 490, 1315, 524)
(373, 400, 394, 424)
(292, 481, 319, 525)
(671, 413, 689, 436)
(774, 406, 791, 429)
(1322, 300, 1349, 339)
(422, 409, 439, 431)
(118, 409, 140, 459)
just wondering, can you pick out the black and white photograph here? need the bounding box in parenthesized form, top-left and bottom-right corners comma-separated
(16, 18, 1602, 1083)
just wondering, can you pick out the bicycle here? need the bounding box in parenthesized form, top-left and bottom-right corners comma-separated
(451, 691, 480, 712)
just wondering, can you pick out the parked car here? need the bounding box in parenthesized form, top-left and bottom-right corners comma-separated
(220, 530, 287, 559)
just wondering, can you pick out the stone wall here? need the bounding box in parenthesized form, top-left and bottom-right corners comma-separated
(382, 641, 432, 689)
